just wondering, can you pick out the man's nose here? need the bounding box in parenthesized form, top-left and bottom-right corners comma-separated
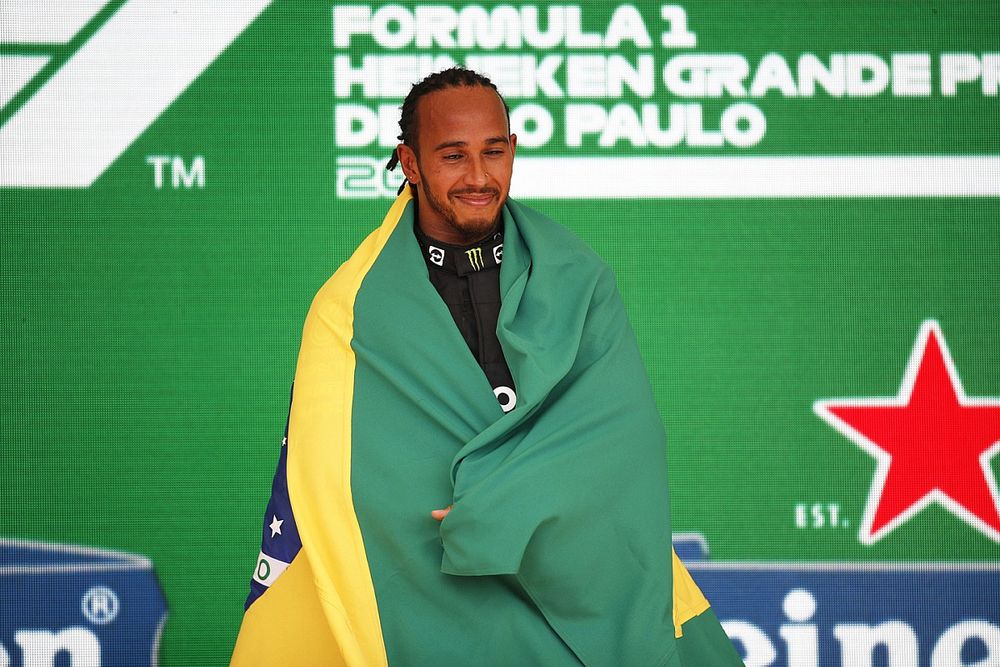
(464, 156, 489, 187)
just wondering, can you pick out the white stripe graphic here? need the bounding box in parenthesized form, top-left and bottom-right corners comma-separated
(0, 0, 272, 187)
(0, 0, 108, 43)
(252, 551, 290, 588)
(510, 156, 1000, 198)
(0, 55, 49, 109)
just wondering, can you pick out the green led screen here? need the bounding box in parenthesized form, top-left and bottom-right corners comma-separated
(2, 2, 998, 665)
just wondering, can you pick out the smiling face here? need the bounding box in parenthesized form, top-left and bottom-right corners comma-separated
(397, 85, 517, 245)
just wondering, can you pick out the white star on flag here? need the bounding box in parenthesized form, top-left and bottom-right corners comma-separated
(269, 515, 283, 538)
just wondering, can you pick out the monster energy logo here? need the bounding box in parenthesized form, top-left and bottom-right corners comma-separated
(466, 247, 484, 271)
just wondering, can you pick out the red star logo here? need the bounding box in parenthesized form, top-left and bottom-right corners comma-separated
(814, 320, 1000, 544)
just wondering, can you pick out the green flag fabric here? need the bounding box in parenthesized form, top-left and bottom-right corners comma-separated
(232, 188, 742, 665)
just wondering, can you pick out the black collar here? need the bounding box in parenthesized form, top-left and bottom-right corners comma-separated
(414, 226, 504, 276)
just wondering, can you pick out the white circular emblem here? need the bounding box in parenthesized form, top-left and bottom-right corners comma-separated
(81, 585, 120, 625)
(493, 385, 517, 413)
(428, 246, 445, 266)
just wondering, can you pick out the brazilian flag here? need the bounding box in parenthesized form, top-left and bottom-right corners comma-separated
(231, 189, 742, 665)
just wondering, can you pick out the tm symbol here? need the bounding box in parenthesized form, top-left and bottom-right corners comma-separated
(146, 155, 205, 189)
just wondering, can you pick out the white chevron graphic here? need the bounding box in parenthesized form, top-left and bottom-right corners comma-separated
(0, 55, 49, 109)
(0, 1, 108, 43)
(0, 0, 272, 187)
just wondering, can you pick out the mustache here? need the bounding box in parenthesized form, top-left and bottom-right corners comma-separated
(449, 187, 500, 197)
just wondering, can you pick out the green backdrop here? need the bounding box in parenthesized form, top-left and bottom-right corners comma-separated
(2, 1, 998, 664)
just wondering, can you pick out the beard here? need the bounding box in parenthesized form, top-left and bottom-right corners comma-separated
(420, 178, 505, 244)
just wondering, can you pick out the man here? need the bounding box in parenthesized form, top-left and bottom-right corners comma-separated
(231, 67, 742, 666)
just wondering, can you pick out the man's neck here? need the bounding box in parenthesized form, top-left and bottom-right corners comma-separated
(418, 224, 498, 248)
(414, 208, 499, 248)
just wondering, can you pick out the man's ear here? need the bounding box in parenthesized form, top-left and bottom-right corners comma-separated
(509, 133, 517, 157)
(396, 144, 420, 185)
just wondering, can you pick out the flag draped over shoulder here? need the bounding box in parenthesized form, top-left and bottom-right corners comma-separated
(231, 189, 742, 666)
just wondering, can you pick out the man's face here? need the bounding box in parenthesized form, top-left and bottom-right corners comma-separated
(398, 85, 516, 245)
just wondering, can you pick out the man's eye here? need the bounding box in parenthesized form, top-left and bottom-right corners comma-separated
(443, 154, 463, 161)
(486, 149, 505, 156)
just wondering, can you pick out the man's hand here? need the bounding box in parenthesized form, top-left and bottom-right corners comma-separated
(431, 505, 453, 521)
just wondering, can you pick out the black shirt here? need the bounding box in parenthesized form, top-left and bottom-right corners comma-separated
(414, 223, 517, 413)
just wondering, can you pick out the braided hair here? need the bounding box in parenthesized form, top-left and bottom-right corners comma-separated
(385, 67, 510, 173)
